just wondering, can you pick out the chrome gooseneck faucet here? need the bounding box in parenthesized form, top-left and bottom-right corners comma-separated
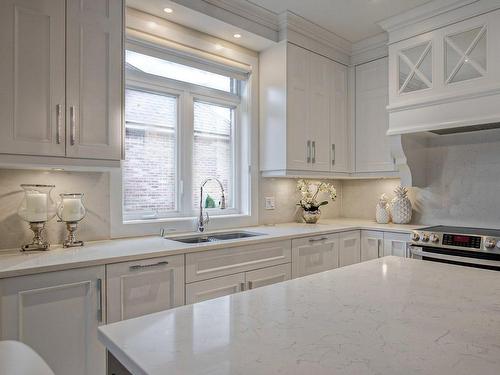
(198, 177, 226, 232)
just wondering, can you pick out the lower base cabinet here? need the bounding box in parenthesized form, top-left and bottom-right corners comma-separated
(0, 266, 106, 375)
(186, 263, 291, 304)
(361, 230, 384, 261)
(361, 230, 411, 260)
(106, 255, 185, 323)
(292, 234, 339, 278)
(339, 231, 362, 267)
(384, 232, 410, 257)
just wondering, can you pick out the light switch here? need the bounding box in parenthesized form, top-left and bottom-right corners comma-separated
(265, 197, 275, 210)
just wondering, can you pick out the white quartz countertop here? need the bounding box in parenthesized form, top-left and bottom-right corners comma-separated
(98, 257, 500, 375)
(0, 219, 420, 279)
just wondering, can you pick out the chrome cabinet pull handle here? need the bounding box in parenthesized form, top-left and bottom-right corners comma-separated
(377, 239, 383, 258)
(247, 281, 253, 290)
(306, 140, 311, 163)
(312, 141, 316, 163)
(56, 104, 62, 144)
(309, 237, 328, 243)
(97, 278, 103, 322)
(129, 261, 169, 271)
(240, 282, 246, 291)
(331, 144, 335, 165)
(70, 106, 76, 146)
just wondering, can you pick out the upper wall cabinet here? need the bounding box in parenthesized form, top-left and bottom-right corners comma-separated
(0, 0, 123, 161)
(355, 57, 396, 174)
(387, 8, 500, 135)
(260, 42, 350, 177)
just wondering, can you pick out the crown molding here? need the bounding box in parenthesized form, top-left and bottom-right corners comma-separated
(279, 11, 352, 56)
(278, 11, 352, 65)
(170, 0, 279, 41)
(379, 0, 500, 44)
(204, 0, 279, 31)
(351, 32, 388, 65)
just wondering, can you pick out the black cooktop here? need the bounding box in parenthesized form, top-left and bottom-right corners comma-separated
(421, 226, 500, 237)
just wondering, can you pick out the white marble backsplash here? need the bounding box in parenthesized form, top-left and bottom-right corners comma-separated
(1, 128, 500, 250)
(0, 169, 110, 250)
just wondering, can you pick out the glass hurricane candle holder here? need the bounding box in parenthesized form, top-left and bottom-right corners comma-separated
(17, 184, 56, 251)
(57, 193, 86, 248)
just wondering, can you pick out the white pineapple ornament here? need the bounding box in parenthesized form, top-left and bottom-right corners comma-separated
(391, 186, 412, 224)
(375, 194, 390, 224)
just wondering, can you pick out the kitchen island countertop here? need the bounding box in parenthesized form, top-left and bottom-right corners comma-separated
(98, 257, 500, 375)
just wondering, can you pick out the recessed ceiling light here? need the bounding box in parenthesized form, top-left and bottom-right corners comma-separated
(163, 7, 173, 13)
(233, 33, 242, 39)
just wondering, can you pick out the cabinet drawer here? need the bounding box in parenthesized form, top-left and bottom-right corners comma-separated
(186, 240, 292, 283)
(106, 255, 184, 323)
(246, 263, 291, 290)
(186, 273, 245, 304)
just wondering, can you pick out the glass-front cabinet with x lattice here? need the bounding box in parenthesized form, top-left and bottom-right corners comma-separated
(388, 8, 500, 109)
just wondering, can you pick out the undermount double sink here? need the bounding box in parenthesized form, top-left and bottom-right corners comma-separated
(167, 231, 265, 244)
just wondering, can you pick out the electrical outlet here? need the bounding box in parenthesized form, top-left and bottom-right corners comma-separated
(265, 197, 276, 210)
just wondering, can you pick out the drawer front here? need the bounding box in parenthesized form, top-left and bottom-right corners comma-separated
(246, 263, 291, 290)
(186, 273, 245, 304)
(186, 240, 292, 283)
(106, 255, 185, 323)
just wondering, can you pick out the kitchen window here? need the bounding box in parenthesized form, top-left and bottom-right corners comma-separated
(123, 43, 246, 221)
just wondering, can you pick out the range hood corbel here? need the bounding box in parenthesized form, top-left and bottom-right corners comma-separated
(390, 134, 428, 188)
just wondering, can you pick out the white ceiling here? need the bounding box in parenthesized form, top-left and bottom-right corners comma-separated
(247, 0, 434, 43)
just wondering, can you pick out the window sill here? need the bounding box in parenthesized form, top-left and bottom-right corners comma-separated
(111, 213, 258, 238)
(123, 213, 250, 225)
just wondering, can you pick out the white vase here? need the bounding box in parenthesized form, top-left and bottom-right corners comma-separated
(390, 186, 412, 224)
(376, 203, 390, 224)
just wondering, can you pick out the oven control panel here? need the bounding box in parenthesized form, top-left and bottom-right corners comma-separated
(442, 234, 481, 249)
(411, 231, 500, 252)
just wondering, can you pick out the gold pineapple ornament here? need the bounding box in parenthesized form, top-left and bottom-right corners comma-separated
(390, 186, 412, 224)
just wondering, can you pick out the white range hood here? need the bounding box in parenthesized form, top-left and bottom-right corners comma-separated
(379, 0, 500, 186)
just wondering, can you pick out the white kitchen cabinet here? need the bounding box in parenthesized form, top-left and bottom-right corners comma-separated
(66, 0, 123, 160)
(245, 263, 291, 290)
(361, 230, 384, 262)
(0, 266, 106, 375)
(292, 234, 339, 278)
(355, 57, 395, 173)
(260, 41, 350, 177)
(186, 264, 291, 304)
(185, 240, 291, 283)
(386, 8, 500, 135)
(330, 62, 350, 172)
(339, 230, 361, 267)
(106, 255, 184, 323)
(186, 273, 246, 304)
(308, 51, 332, 172)
(383, 232, 410, 258)
(0, 0, 66, 157)
(0, 0, 123, 161)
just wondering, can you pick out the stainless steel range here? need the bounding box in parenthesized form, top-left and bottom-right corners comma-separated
(409, 226, 500, 271)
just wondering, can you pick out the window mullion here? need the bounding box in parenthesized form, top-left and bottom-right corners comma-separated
(180, 91, 194, 217)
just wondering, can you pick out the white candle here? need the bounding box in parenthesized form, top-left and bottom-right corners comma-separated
(61, 198, 83, 222)
(25, 192, 48, 222)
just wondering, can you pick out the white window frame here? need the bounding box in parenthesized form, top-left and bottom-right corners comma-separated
(110, 38, 259, 237)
